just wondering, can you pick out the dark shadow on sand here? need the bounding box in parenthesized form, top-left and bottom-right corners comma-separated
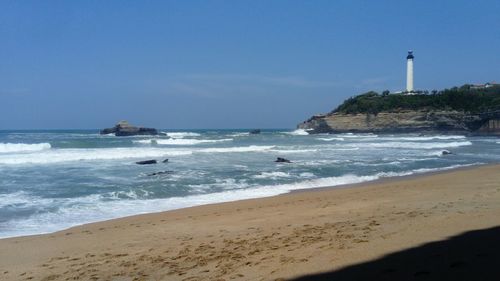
(289, 226, 500, 281)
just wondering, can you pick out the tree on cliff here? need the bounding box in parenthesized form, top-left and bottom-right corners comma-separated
(333, 84, 500, 115)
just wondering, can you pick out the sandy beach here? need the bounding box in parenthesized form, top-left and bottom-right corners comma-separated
(1, 164, 500, 280)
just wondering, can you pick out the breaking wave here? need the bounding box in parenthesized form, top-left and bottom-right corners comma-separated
(317, 137, 345, 141)
(270, 148, 319, 153)
(198, 145, 275, 153)
(286, 129, 310, 136)
(0, 142, 51, 153)
(0, 163, 481, 238)
(134, 138, 233, 145)
(228, 132, 250, 137)
(378, 135, 467, 141)
(253, 171, 292, 179)
(164, 132, 201, 139)
(0, 147, 192, 165)
(0, 145, 277, 165)
(353, 141, 473, 149)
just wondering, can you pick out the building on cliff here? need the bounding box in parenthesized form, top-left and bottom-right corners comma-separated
(470, 82, 499, 90)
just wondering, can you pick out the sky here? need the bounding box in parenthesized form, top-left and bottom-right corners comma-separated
(1, 0, 499, 129)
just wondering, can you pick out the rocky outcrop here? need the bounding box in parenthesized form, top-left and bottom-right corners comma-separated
(275, 157, 292, 163)
(298, 110, 500, 135)
(477, 119, 500, 135)
(136, 160, 157, 165)
(100, 121, 159, 136)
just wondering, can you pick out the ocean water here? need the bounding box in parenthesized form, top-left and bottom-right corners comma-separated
(0, 129, 499, 238)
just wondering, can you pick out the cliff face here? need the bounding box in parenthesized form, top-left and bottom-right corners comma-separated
(298, 110, 500, 135)
(477, 119, 500, 135)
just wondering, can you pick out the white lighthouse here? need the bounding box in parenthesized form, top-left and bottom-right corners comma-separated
(406, 50, 414, 93)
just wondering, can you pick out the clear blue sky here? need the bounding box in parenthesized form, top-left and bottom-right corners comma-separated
(1, 0, 499, 129)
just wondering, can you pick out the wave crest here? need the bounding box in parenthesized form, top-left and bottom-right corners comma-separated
(165, 132, 201, 139)
(353, 141, 472, 149)
(0, 142, 51, 153)
(198, 145, 275, 153)
(285, 129, 309, 136)
(134, 138, 233, 145)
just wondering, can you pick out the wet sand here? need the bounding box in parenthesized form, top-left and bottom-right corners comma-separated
(1, 164, 499, 280)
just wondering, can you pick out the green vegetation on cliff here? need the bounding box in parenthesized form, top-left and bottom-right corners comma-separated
(333, 84, 500, 114)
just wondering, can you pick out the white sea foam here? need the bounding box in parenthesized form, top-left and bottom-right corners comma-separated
(299, 172, 315, 178)
(252, 171, 315, 179)
(427, 150, 447, 157)
(378, 135, 467, 141)
(187, 179, 248, 194)
(213, 178, 249, 190)
(350, 141, 472, 149)
(0, 142, 51, 153)
(253, 171, 292, 179)
(198, 145, 275, 153)
(0, 147, 193, 165)
(134, 138, 233, 145)
(271, 149, 319, 154)
(228, 132, 250, 137)
(339, 133, 378, 138)
(165, 132, 201, 138)
(0, 145, 279, 165)
(317, 137, 345, 141)
(108, 189, 152, 200)
(362, 161, 403, 166)
(410, 163, 483, 174)
(0, 191, 49, 208)
(286, 129, 310, 136)
(0, 163, 482, 238)
(299, 159, 350, 166)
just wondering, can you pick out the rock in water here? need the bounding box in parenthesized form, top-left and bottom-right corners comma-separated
(136, 160, 157, 165)
(441, 150, 452, 155)
(147, 170, 174, 176)
(162, 159, 169, 163)
(275, 157, 291, 163)
(100, 121, 158, 136)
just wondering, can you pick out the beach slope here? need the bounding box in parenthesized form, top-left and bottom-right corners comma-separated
(1, 165, 500, 280)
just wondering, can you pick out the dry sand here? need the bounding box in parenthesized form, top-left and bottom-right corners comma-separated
(1, 164, 500, 281)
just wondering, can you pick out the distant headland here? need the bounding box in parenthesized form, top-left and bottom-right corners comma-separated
(299, 83, 500, 135)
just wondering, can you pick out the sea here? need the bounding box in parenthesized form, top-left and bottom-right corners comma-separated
(1, 129, 499, 238)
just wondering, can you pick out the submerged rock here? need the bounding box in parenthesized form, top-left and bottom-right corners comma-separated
(275, 157, 291, 163)
(136, 160, 157, 165)
(100, 121, 158, 136)
(147, 170, 174, 176)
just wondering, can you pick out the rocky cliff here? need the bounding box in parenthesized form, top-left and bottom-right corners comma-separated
(298, 110, 500, 135)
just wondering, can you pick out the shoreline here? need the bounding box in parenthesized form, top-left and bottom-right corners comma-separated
(1, 163, 500, 280)
(290, 162, 491, 194)
(0, 162, 489, 241)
